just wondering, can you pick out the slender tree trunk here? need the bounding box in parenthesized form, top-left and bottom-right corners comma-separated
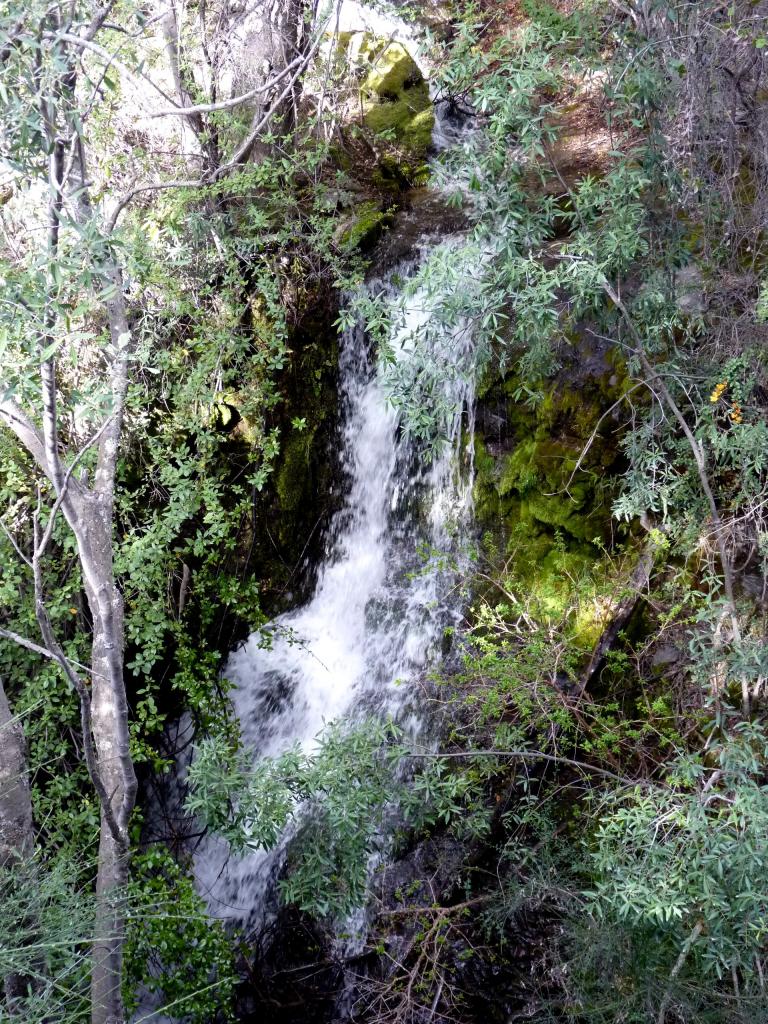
(80, 520, 134, 1024)
(0, 683, 33, 869)
(74, 275, 136, 1024)
(0, 264, 137, 1024)
(156, 0, 221, 173)
(255, 0, 308, 135)
(0, 679, 40, 1012)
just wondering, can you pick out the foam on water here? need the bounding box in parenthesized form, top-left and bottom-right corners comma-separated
(193, 247, 477, 923)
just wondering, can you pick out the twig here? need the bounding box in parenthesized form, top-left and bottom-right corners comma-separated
(656, 920, 704, 1024)
(408, 748, 632, 784)
(107, 179, 203, 233)
(601, 279, 748, 716)
(148, 51, 308, 117)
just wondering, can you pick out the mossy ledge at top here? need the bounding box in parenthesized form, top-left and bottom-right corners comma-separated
(339, 32, 435, 163)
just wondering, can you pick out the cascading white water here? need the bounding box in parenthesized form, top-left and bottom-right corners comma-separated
(188, 0, 483, 932)
(194, 250, 477, 924)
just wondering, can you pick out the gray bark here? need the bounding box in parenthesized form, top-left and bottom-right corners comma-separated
(0, 679, 39, 1012)
(156, 0, 222, 173)
(0, 684, 33, 868)
(228, 0, 310, 163)
(0, 682, 33, 869)
(156, 0, 312, 175)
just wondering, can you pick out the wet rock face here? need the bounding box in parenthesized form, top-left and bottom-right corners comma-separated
(249, 315, 344, 615)
(369, 189, 468, 271)
(236, 909, 341, 1024)
(337, 832, 555, 1024)
(361, 40, 434, 156)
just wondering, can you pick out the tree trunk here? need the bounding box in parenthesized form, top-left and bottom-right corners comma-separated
(156, 0, 221, 173)
(72, 498, 136, 1024)
(250, 0, 308, 134)
(0, 679, 40, 1012)
(86, 581, 132, 1024)
(0, 683, 33, 869)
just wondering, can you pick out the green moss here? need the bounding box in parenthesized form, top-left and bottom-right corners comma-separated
(490, 433, 606, 544)
(371, 155, 413, 192)
(275, 428, 316, 513)
(476, 368, 629, 545)
(472, 436, 502, 521)
(208, 399, 241, 433)
(363, 84, 433, 156)
(498, 520, 617, 651)
(358, 39, 434, 160)
(256, 325, 341, 596)
(337, 201, 394, 251)
(472, 364, 632, 648)
(529, 546, 593, 618)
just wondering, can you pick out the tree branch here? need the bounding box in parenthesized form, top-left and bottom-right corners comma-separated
(35, 417, 113, 561)
(210, 24, 327, 180)
(44, 31, 178, 106)
(601, 279, 748, 714)
(107, 179, 202, 234)
(656, 919, 704, 1024)
(0, 628, 62, 664)
(408, 748, 632, 785)
(148, 51, 308, 117)
(84, 1, 119, 42)
(0, 399, 49, 478)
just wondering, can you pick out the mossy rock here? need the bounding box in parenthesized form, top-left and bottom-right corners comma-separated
(246, 315, 343, 612)
(275, 426, 318, 514)
(497, 437, 601, 542)
(472, 359, 639, 658)
(336, 200, 394, 252)
(208, 399, 242, 433)
(472, 366, 630, 629)
(341, 33, 434, 161)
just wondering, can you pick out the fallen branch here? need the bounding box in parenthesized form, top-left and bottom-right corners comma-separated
(578, 539, 658, 695)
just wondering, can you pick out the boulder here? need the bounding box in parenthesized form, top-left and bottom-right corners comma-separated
(341, 33, 434, 160)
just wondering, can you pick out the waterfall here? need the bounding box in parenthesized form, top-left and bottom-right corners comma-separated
(193, 245, 477, 925)
(129, 7, 483, 1020)
(182, 0, 484, 941)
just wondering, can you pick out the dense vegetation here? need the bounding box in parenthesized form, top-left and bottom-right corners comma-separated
(1, 0, 767, 1022)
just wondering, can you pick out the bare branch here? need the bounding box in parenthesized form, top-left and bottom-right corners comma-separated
(148, 51, 308, 117)
(84, 1, 119, 42)
(408, 748, 632, 785)
(44, 31, 178, 106)
(107, 179, 202, 234)
(657, 920, 705, 1024)
(0, 398, 49, 478)
(211, 24, 327, 180)
(0, 627, 60, 664)
(0, 518, 32, 569)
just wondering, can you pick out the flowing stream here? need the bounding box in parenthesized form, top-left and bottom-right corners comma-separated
(132, 8, 481, 1021)
(192, 0, 479, 940)
(194, 247, 477, 926)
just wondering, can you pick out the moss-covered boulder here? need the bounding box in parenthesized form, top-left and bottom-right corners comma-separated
(334, 199, 395, 252)
(472, 364, 631, 633)
(341, 33, 434, 161)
